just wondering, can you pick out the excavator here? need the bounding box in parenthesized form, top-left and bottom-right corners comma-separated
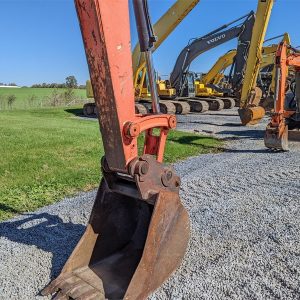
(201, 33, 291, 106)
(264, 42, 300, 151)
(82, 0, 200, 117)
(258, 33, 291, 110)
(42, 0, 189, 299)
(154, 10, 256, 113)
(199, 49, 237, 96)
(237, 0, 274, 125)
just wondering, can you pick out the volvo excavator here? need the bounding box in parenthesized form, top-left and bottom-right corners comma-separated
(42, 0, 189, 299)
(201, 33, 291, 106)
(264, 42, 300, 151)
(82, 0, 200, 117)
(152, 11, 256, 114)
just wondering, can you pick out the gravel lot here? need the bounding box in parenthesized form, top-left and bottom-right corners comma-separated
(1, 108, 300, 299)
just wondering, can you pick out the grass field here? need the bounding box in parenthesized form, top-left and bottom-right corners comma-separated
(0, 107, 222, 220)
(0, 87, 86, 110)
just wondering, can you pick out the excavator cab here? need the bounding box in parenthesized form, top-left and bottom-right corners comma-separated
(42, 0, 189, 299)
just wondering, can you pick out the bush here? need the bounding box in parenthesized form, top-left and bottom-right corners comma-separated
(46, 89, 64, 107)
(7, 95, 16, 109)
(64, 88, 75, 103)
(27, 94, 38, 107)
(0, 95, 6, 110)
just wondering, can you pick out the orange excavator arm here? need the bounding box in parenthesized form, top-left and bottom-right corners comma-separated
(264, 42, 300, 151)
(42, 1, 189, 299)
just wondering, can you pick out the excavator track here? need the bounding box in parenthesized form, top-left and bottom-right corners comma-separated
(182, 99, 209, 113)
(171, 101, 190, 114)
(83, 102, 97, 117)
(135, 103, 149, 114)
(220, 97, 236, 109)
(194, 98, 224, 111)
(136, 100, 177, 114)
(159, 101, 177, 114)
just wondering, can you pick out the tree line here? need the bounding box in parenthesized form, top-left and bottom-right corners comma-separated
(30, 76, 85, 89)
(0, 83, 17, 86)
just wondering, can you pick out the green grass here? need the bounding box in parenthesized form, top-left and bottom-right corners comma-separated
(0, 87, 86, 109)
(0, 108, 222, 220)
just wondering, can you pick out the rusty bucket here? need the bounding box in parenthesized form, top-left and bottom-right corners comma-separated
(264, 123, 289, 151)
(42, 178, 189, 300)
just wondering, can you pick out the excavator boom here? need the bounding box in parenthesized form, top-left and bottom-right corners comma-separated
(170, 11, 255, 94)
(133, 0, 200, 97)
(42, 0, 189, 299)
(238, 0, 274, 125)
(201, 50, 237, 85)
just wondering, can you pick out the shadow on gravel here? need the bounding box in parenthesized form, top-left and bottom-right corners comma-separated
(178, 121, 242, 127)
(0, 212, 84, 279)
(219, 129, 265, 140)
(225, 148, 269, 154)
(201, 113, 238, 117)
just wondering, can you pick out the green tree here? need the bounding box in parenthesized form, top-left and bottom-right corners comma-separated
(65, 76, 78, 89)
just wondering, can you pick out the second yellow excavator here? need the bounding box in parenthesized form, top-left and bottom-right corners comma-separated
(237, 0, 274, 125)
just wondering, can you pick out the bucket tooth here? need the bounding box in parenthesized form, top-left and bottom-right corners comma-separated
(264, 123, 289, 151)
(238, 106, 265, 125)
(53, 291, 69, 300)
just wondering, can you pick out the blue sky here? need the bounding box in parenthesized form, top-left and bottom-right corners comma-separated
(0, 0, 299, 86)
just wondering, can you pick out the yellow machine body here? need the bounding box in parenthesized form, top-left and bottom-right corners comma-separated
(238, 0, 274, 125)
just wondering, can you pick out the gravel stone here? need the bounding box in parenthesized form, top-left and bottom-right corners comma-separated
(0, 108, 299, 299)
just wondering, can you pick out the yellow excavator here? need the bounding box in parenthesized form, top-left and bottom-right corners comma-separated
(83, 0, 200, 117)
(237, 0, 274, 125)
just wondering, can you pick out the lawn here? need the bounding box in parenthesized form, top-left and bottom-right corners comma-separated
(0, 108, 222, 220)
(0, 87, 86, 109)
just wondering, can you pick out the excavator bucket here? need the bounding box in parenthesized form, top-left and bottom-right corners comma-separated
(264, 123, 289, 151)
(42, 178, 189, 299)
(238, 87, 265, 125)
(238, 106, 266, 125)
